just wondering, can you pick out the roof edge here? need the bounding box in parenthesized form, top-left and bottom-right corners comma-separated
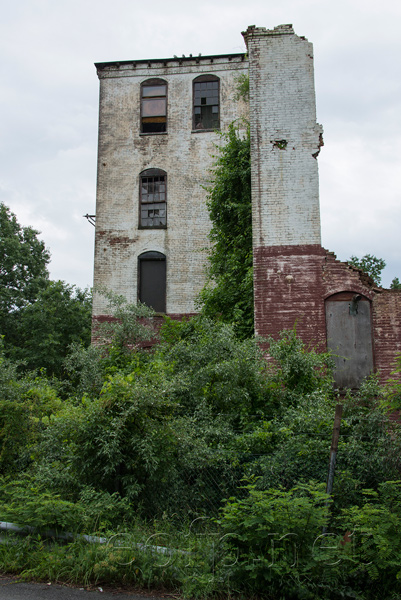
(95, 52, 247, 71)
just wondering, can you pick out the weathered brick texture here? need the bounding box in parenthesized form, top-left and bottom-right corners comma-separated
(92, 24, 401, 385)
(254, 245, 401, 382)
(93, 55, 248, 318)
(245, 25, 401, 383)
(244, 25, 322, 249)
(372, 291, 401, 381)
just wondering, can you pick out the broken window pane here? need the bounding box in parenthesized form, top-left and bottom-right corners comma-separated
(140, 170, 167, 227)
(193, 76, 219, 130)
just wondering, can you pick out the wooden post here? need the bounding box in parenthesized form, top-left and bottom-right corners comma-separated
(323, 403, 343, 533)
(326, 403, 343, 496)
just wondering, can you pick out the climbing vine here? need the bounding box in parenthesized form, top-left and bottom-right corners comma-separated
(198, 123, 253, 338)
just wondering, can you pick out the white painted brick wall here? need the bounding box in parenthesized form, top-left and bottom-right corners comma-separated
(93, 56, 248, 316)
(92, 26, 323, 319)
(244, 25, 322, 248)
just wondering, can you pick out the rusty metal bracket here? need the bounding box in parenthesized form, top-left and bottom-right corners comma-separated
(84, 214, 96, 227)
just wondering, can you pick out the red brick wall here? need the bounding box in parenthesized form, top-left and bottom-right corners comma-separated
(372, 291, 401, 381)
(253, 244, 328, 349)
(254, 244, 401, 382)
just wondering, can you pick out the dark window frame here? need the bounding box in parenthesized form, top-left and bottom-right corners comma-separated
(138, 251, 166, 313)
(192, 74, 220, 131)
(139, 168, 167, 229)
(140, 78, 168, 134)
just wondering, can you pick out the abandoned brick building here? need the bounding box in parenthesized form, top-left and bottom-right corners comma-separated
(92, 24, 401, 388)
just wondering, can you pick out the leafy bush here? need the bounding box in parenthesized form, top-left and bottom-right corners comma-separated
(6, 281, 92, 377)
(214, 482, 347, 599)
(0, 344, 62, 474)
(158, 315, 273, 423)
(93, 288, 156, 351)
(267, 328, 335, 403)
(0, 475, 132, 535)
(0, 476, 83, 532)
(339, 480, 401, 598)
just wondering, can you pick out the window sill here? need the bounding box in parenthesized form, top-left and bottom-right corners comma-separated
(139, 132, 168, 137)
(138, 225, 167, 230)
(191, 129, 220, 134)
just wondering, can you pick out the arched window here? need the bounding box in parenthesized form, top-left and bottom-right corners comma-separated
(138, 251, 166, 313)
(139, 168, 167, 228)
(141, 78, 167, 133)
(193, 75, 220, 130)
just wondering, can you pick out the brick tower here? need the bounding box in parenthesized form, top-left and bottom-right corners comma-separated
(244, 25, 326, 344)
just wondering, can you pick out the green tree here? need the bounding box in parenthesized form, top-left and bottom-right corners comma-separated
(348, 254, 386, 286)
(0, 205, 92, 376)
(198, 123, 253, 338)
(390, 277, 401, 290)
(8, 281, 92, 376)
(0, 339, 62, 474)
(0, 203, 50, 335)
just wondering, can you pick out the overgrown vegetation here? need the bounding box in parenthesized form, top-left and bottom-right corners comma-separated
(1, 186, 401, 598)
(0, 293, 400, 598)
(198, 123, 253, 338)
(348, 253, 400, 288)
(0, 203, 92, 376)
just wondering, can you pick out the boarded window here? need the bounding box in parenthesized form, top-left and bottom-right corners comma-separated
(141, 79, 167, 133)
(138, 251, 166, 313)
(325, 292, 374, 389)
(193, 75, 220, 130)
(139, 168, 167, 228)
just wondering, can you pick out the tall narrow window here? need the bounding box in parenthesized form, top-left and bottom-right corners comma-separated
(138, 251, 166, 313)
(139, 168, 167, 228)
(141, 79, 167, 133)
(193, 75, 220, 130)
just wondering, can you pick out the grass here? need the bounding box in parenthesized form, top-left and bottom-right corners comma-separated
(0, 522, 222, 598)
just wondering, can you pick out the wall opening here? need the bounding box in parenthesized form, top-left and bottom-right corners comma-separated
(138, 251, 166, 313)
(325, 292, 374, 389)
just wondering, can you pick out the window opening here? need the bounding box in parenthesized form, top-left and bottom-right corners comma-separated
(193, 76, 220, 130)
(139, 169, 167, 228)
(141, 79, 167, 133)
(138, 251, 166, 313)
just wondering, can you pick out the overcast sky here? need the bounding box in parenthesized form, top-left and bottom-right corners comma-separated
(1, 0, 400, 289)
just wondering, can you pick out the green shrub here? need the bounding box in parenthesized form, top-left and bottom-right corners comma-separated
(0, 346, 62, 474)
(339, 480, 401, 597)
(0, 476, 83, 532)
(267, 328, 335, 403)
(215, 481, 348, 599)
(158, 315, 273, 422)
